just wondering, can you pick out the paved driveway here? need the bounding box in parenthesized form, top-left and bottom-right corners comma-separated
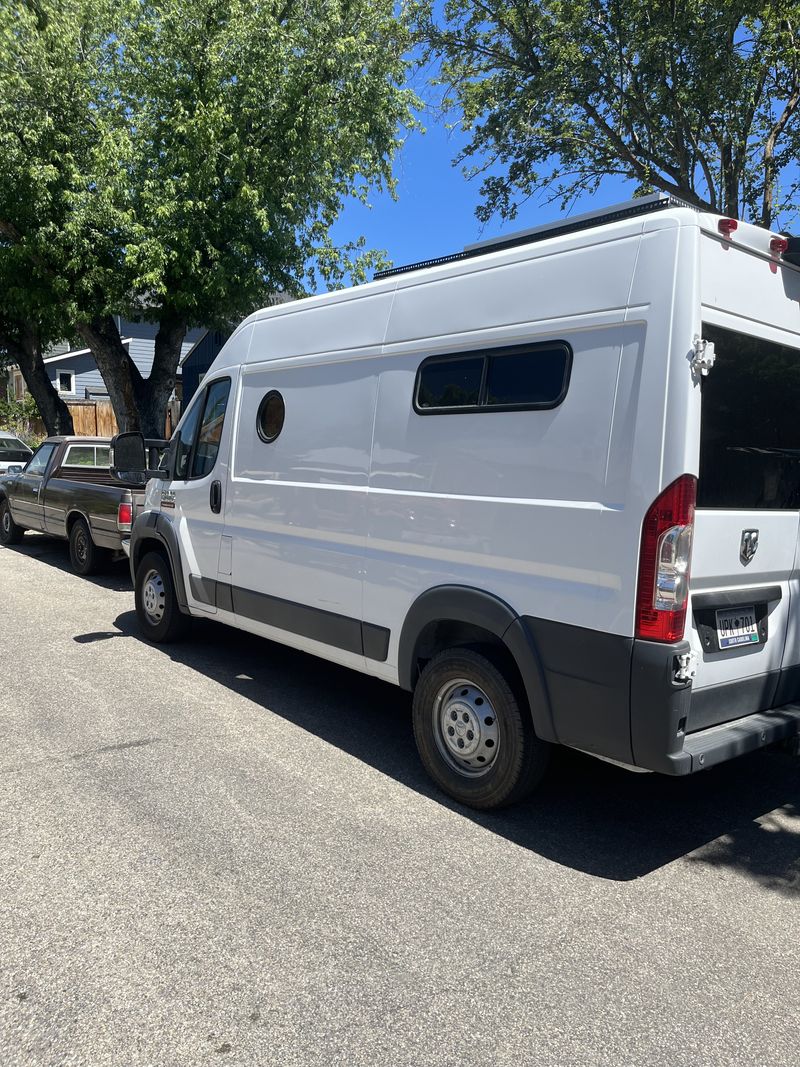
(1, 534, 799, 1066)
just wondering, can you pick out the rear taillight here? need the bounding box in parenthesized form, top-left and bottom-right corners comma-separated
(635, 475, 697, 642)
(117, 502, 133, 530)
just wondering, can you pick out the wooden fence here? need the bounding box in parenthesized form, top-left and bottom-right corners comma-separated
(29, 398, 178, 440)
(67, 399, 119, 437)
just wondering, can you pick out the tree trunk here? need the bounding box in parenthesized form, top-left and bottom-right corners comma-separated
(76, 316, 140, 432)
(5, 324, 74, 436)
(135, 312, 186, 439)
(77, 311, 186, 439)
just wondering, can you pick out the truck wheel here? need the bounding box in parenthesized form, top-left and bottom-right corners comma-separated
(69, 517, 107, 576)
(135, 550, 189, 643)
(412, 647, 551, 810)
(0, 498, 24, 545)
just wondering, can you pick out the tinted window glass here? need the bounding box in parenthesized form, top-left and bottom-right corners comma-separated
(191, 378, 231, 478)
(486, 346, 570, 407)
(257, 391, 285, 442)
(699, 324, 800, 510)
(26, 443, 56, 476)
(175, 393, 206, 479)
(417, 357, 484, 409)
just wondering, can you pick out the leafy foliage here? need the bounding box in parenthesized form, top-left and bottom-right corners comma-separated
(0, 0, 417, 431)
(421, 1, 800, 228)
(0, 392, 43, 445)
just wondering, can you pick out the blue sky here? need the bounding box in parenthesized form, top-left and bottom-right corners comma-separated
(330, 97, 634, 282)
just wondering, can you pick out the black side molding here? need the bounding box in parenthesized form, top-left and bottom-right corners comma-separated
(187, 574, 390, 662)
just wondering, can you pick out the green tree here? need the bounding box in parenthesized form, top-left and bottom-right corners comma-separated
(0, 246, 74, 435)
(421, 1, 800, 228)
(0, 0, 416, 436)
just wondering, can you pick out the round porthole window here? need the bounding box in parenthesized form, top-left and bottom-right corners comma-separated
(257, 390, 285, 442)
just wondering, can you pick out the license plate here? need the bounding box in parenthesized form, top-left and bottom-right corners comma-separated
(716, 605, 760, 649)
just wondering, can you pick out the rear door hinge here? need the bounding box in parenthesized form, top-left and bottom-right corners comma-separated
(691, 336, 716, 377)
(675, 650, 698, 683)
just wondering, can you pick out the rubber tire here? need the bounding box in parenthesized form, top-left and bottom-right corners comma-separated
(69, 517, 107, 576)
(412, 647, 551, 810)
(134, 550, 190, 643)
(0, 498, 24, 545)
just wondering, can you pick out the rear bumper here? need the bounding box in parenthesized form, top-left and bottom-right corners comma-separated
(678, 705, 800, 774)
(517, 617, 800, 777)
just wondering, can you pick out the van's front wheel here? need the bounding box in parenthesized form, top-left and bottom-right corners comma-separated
(135, 551, 189, 643)
(412, 648, 550, 810)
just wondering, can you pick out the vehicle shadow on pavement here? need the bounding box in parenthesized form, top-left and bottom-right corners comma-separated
(105, 609, 800, 888)
(0, 534, 131, 592)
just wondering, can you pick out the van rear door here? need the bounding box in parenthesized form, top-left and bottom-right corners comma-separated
(687, 322, 800, 731)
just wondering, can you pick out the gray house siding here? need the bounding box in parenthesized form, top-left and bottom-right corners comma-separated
(45, 327, 205, 400)
(46, 351, 106, 399)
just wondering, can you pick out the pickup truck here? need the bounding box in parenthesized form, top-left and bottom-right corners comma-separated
(0, 436, 146, 575)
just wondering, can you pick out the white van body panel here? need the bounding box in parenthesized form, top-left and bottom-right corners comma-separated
(130, 197, 800, 780)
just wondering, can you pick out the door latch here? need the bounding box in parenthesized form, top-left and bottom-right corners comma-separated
(210, 480, 222, 514)
(691, 336, 716, 377)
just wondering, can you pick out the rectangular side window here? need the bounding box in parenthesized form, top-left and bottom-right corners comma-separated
(414, 342, 572, 414)
(63, 445, 112, 468)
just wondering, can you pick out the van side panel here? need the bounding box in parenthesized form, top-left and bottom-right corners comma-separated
(225, 353, 378, 666)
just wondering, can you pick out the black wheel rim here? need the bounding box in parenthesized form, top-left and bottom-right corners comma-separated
(75, 529, 88, 565)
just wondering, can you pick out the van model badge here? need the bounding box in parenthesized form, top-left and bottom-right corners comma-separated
(740, 529, 759, 565)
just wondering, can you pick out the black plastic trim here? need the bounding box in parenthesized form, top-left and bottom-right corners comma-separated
(688, 672, 779, 732)
(630, 639, 694, 774)
(682, 705, 800, 772)
(129, 512, 189, 613)
(521, 618, 634, 763)
(233, 584, 363, 654)
(692, 585, 781, 610)
(362, 622, 390, 662)
(694, 599, 770, 654)
(397, 586, 556, 743)
(185, 575, 389, 661)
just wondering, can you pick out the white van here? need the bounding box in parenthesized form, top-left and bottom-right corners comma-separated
(116, 194, 800, 809)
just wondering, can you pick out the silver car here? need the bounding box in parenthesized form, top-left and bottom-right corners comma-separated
(0, 433, 33, 475)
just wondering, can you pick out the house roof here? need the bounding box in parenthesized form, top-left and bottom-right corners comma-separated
(42, 340, 133, 365)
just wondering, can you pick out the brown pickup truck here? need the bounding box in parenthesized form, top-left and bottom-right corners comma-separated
(0, 436, 146, 575)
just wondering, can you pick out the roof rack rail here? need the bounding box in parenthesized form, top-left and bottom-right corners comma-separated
(374, 193, 697, 281)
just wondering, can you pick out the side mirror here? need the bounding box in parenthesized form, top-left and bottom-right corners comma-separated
(6, 464, 22, 475)
(111, 431, 147, 484)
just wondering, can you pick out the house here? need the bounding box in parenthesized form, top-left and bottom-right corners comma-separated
(179, 329, 231, 412)
(6, 318, 207, 404)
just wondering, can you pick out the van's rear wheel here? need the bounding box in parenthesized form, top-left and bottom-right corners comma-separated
(0, 499, 23, 545)
(412, 648, 550, 810)
(135, 550, 189, 643)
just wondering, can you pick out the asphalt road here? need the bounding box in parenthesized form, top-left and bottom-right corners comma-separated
(1, 533, 799, 1067)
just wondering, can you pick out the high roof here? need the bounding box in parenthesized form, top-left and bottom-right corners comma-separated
(373, 193, 697, 281)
